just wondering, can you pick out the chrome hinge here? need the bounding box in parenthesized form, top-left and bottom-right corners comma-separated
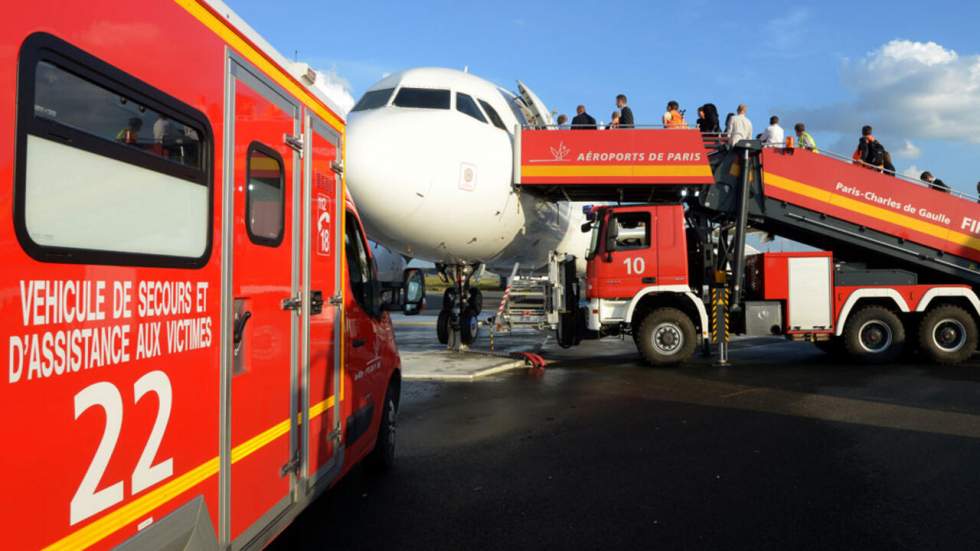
(330, 159, 344, 174)
(280, 450, 301, 477)
(284, 133, 304, 155)
(281, 295, 302, 313)
(329, 294, 343, 306)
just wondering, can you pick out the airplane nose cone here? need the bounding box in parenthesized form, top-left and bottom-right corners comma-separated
(346, 110, 431, 250)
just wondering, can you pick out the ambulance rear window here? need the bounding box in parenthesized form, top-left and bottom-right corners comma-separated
(352, 88, 394, 112)
(33, 61, 203, 169)
(392, 87, 450, 109)
(15, 33, 212, 268)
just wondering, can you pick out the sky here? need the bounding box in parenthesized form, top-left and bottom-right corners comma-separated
(229, 0, 980, 195)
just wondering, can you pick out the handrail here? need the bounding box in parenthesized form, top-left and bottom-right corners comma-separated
(772, 144, 978, 202)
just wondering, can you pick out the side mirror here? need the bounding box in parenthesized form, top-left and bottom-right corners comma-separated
(402, 268, 425, 316)
(581, 221, 593, 233)
(604, 220, 619, 256)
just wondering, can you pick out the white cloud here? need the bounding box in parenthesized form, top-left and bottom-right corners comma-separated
(782, 39, 980, 145)
(894, 139, 921, 159)
(312, 67, 356, 116)
(902, 164, 922, 179)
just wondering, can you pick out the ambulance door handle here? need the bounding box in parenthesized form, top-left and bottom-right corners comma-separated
(234, 310, 253, 346)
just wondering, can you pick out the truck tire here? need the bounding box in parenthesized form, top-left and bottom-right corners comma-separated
(367, 382, 398, 471)
(460, 308, 479, 345)
(636, 308, 697, 366)
(842, 306, 904, 363)
(918, 305, 977, 365)
(436, 309, 450, 344)
(468, 288, 483, 315)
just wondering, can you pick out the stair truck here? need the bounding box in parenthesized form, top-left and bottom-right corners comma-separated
(2, 1, 425, 549)
(514, 127, 980, 366)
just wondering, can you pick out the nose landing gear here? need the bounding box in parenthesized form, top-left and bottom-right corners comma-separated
(436, 263, 482, 349)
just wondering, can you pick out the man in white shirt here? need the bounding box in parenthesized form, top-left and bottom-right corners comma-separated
(727, 104, 753, 146)
(760, 115, 784, 146)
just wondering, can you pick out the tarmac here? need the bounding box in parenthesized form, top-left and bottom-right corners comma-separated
(272, 291, 980, 550)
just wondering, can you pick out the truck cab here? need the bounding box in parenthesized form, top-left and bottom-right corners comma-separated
(574, 204, 709, 365)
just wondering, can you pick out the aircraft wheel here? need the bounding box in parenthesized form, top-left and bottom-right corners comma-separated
(918, 305, 977, 365)
(468, 288, 483, 315)
(460, 308, 479, 345)
(436, 309, 450, 345)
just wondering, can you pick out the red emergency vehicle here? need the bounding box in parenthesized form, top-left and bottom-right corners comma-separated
(517, 128, 980, 366)
(1, 1, 424, 549)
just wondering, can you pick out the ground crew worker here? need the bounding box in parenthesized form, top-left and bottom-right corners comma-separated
(794, 123, 818, 152)
(116, 117, 142, 145)
(663, 101, 687, 128)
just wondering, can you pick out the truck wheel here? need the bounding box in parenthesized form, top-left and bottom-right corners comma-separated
(918, 305, 977, 365)
(460, 308, 479, 345)
(367, 382, 398, 471)
(636, 308, 696, 366)
(468, 288, 483, 315)
(436, 309, 450, 344)
(842, 306, 904, 363)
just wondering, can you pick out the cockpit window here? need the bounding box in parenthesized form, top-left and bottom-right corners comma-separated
(351, 88, 394, 112)
(479, 99, 507, 130)
(392, 87, 450, 109)
(456, 93, 486, 123)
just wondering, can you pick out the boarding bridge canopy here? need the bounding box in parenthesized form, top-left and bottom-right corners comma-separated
(515, 128, 715, 201)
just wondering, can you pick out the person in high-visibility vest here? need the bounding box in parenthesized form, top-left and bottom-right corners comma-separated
(794, 122, 818, 152)
(663, 100, 687, 129)
(115, 116, 143, 145)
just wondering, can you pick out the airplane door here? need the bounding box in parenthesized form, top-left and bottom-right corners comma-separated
(516, 80, 554, 129)
(227, 64, 300, 543)
(303, 117, 343, 487)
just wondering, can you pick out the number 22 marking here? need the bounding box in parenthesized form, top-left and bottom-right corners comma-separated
(70, 370, 174, 525)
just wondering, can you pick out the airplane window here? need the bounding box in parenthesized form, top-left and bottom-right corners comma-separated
(351, 88, 394, 112)
(456, 93, 486, 124)
(392, 87, 450, 109)
(479, 99, 507, 130)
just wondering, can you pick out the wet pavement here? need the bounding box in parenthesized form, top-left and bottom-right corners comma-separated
(272, 307, 980, 550)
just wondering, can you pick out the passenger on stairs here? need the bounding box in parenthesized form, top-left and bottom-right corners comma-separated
(759, 115, 784, 146)
(853, 125, 890, 173)
(571, 105, 597, 129)
(727, 104, 753, 146)
(615, 94, 634, 128)
(920, 171, 951, 193)
(696, 103, 721, 133)
(663, 101, 687, 128)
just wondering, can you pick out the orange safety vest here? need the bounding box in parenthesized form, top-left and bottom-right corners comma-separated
(665, 109, 687, 129)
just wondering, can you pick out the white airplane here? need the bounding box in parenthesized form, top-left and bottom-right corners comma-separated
(346, 67, 590, 344)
